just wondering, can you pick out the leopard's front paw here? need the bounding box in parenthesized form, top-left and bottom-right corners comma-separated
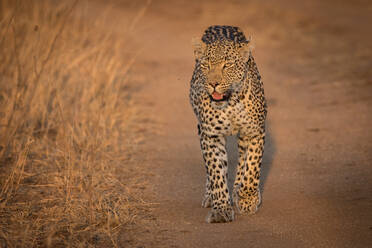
(202, 194, 212, 208)
(206, 206, 234, 223)
(233, 189, 261, 215)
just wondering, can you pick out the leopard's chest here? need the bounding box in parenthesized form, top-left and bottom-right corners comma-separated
(198, 99, 252, 136)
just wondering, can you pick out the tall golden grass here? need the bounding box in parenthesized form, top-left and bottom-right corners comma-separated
(0, 0, 151, 246)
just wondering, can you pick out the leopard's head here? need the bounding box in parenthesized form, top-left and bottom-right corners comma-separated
(193, 38, 251, 102)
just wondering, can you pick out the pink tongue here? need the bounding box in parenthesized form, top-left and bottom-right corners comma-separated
(212, 92, 223, 100)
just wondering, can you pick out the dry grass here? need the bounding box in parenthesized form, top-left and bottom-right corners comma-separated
(0, 0, 151, 246)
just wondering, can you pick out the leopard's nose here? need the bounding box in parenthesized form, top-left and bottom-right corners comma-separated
(210, 81, 219, 87)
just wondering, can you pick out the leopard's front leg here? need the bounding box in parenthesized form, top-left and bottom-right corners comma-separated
(199, 131, 234, 223)
(233, 133, 265, 214)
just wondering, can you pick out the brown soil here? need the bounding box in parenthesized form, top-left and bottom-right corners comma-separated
(126, 0, 372, 247)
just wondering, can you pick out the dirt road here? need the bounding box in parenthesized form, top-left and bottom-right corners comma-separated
(123, 0, 372, 247)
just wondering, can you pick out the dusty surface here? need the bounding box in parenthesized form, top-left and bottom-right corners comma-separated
(124, 0, 372, 247)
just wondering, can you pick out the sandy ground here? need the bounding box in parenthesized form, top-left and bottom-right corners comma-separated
(117, 0, 372, 247)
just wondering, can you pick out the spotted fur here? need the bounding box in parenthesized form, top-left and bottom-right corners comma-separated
(189, 25, 267, 223)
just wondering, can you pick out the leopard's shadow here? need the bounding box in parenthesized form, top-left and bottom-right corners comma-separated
(226, 122, 275, 198)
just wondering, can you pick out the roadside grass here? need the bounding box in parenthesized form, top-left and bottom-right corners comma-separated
(0, 0, 151, 246)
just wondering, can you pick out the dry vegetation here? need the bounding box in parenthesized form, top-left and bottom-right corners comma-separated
(0, 0, 151, 246)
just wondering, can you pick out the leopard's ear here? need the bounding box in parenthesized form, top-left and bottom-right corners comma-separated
(238, 36, 253, 62)
(192, 37, 206, 60)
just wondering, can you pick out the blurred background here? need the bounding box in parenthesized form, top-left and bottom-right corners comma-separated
(0, 0, 371, 247)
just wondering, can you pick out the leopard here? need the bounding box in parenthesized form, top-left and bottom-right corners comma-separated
(189, 25, 267, 223)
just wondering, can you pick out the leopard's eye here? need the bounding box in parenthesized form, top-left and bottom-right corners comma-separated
(223, 61, 234, 68)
